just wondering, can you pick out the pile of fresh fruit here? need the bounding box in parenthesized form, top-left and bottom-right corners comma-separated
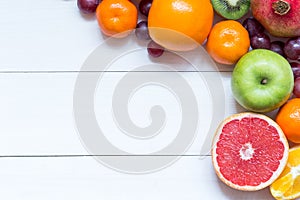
(77, 0, 300, 97)
(77, 0, 300, 199)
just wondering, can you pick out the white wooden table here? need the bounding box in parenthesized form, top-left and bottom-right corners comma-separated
(0, 0, 275, 199)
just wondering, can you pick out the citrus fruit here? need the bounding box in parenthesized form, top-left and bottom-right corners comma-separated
(212, 112, 289, 191)
(148, 0, 214, 51)
(276, 98, 300, 143)
(96, 0, 138, 38)
(270, 146, 300, 200)
(206, 20, 250, 65)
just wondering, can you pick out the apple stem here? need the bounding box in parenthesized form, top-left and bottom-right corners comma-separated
(261, 78, 268, 85)
(272, 0, 290, 15)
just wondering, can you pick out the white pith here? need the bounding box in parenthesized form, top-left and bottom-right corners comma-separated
(239, 143, 255, 160)
(291, 165, 300, 179)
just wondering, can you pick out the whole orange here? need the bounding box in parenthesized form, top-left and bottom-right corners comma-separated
(206, 20, 250, 65)
(148, 0, 214, 51)
(96, 0, 138, 38)
(276, 98, 300, 143)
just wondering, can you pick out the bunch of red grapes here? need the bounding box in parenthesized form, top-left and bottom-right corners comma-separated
(243, 18, 300, 98)
(77, 0, 164, 57)
(135, 0, 165, 58)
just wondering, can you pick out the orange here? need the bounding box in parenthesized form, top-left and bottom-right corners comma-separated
(206, 20, 250, 65)
(148, 0, 214, 51)
(270, 146, 300, 200)
(96, 0, 138, 38)
(276, 98, 300, 143)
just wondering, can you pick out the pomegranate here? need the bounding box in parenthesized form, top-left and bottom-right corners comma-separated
(251, 0, 300, 37)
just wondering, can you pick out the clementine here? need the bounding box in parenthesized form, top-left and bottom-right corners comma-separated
(276, 98, 300, 143)
(148, 0, 214, 51)
(206, 20, 250, 65)
(96, 0, 138, 38)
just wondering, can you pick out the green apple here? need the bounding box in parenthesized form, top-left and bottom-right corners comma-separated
(231, 49, 294, 113)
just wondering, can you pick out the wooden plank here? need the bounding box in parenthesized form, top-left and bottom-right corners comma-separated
(0, 0, 232, 72)
(0, 72, 248, 155)
(0, 1, 280, 200)
(0, 156, 273, 200)
(0, 0, 99, 70)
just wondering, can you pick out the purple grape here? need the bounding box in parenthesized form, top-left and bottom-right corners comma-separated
(293, 77, 300, 97)
(250, 33, 271, 50)
(291, 62, 300, 79)
(270, 41, 285, 57)
(284, 37, 300, 61)
(139, 0, 153, 16)
(135, 21, 151, 40)
(77, 0, 100, 14)
(147, 40, 164, 58)
(242, 18, 264, 37)
(290, 62, 300, 68)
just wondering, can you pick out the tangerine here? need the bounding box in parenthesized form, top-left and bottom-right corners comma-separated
(206, 20, 250, 65)
(96, 0, 138, 38)
(276, 98, 300, 143)
(148, 0, 214, 51)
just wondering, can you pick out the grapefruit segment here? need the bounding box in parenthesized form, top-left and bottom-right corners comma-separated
(212, 112, 289, 191)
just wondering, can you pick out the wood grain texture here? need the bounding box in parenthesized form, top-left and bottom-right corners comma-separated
(0, 0, 277, 199)
(0, 156, 273, 200)
(0, 0, 231, 72)
(0, 72, 244, 155)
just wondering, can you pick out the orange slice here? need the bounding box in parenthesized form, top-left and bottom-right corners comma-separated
(270, 146, 300, 200)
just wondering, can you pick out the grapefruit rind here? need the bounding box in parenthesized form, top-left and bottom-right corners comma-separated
(212, 112, 289, 191)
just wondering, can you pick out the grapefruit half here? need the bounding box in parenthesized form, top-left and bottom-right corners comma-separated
(212, 112, 289, 191)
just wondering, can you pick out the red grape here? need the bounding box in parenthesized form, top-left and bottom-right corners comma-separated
(147, 40, 164, 57)
(270, 41, 285, 57)
(291, 62, 300, 68)
(284, 37, 300, 61)
(139, 0, 153, 16)
(250, 33, 271, 50)
(291, 62, 300, 79)
(242, 18, 264, 37)
(293, 77, 300, 97)
(135, 21, 151, 40)
(77, 0, 100, 14)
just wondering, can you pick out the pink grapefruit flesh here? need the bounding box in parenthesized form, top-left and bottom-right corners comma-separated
(212, 112, 289, 191)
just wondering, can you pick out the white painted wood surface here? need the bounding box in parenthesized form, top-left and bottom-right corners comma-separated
(0, 0, 276, 199)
